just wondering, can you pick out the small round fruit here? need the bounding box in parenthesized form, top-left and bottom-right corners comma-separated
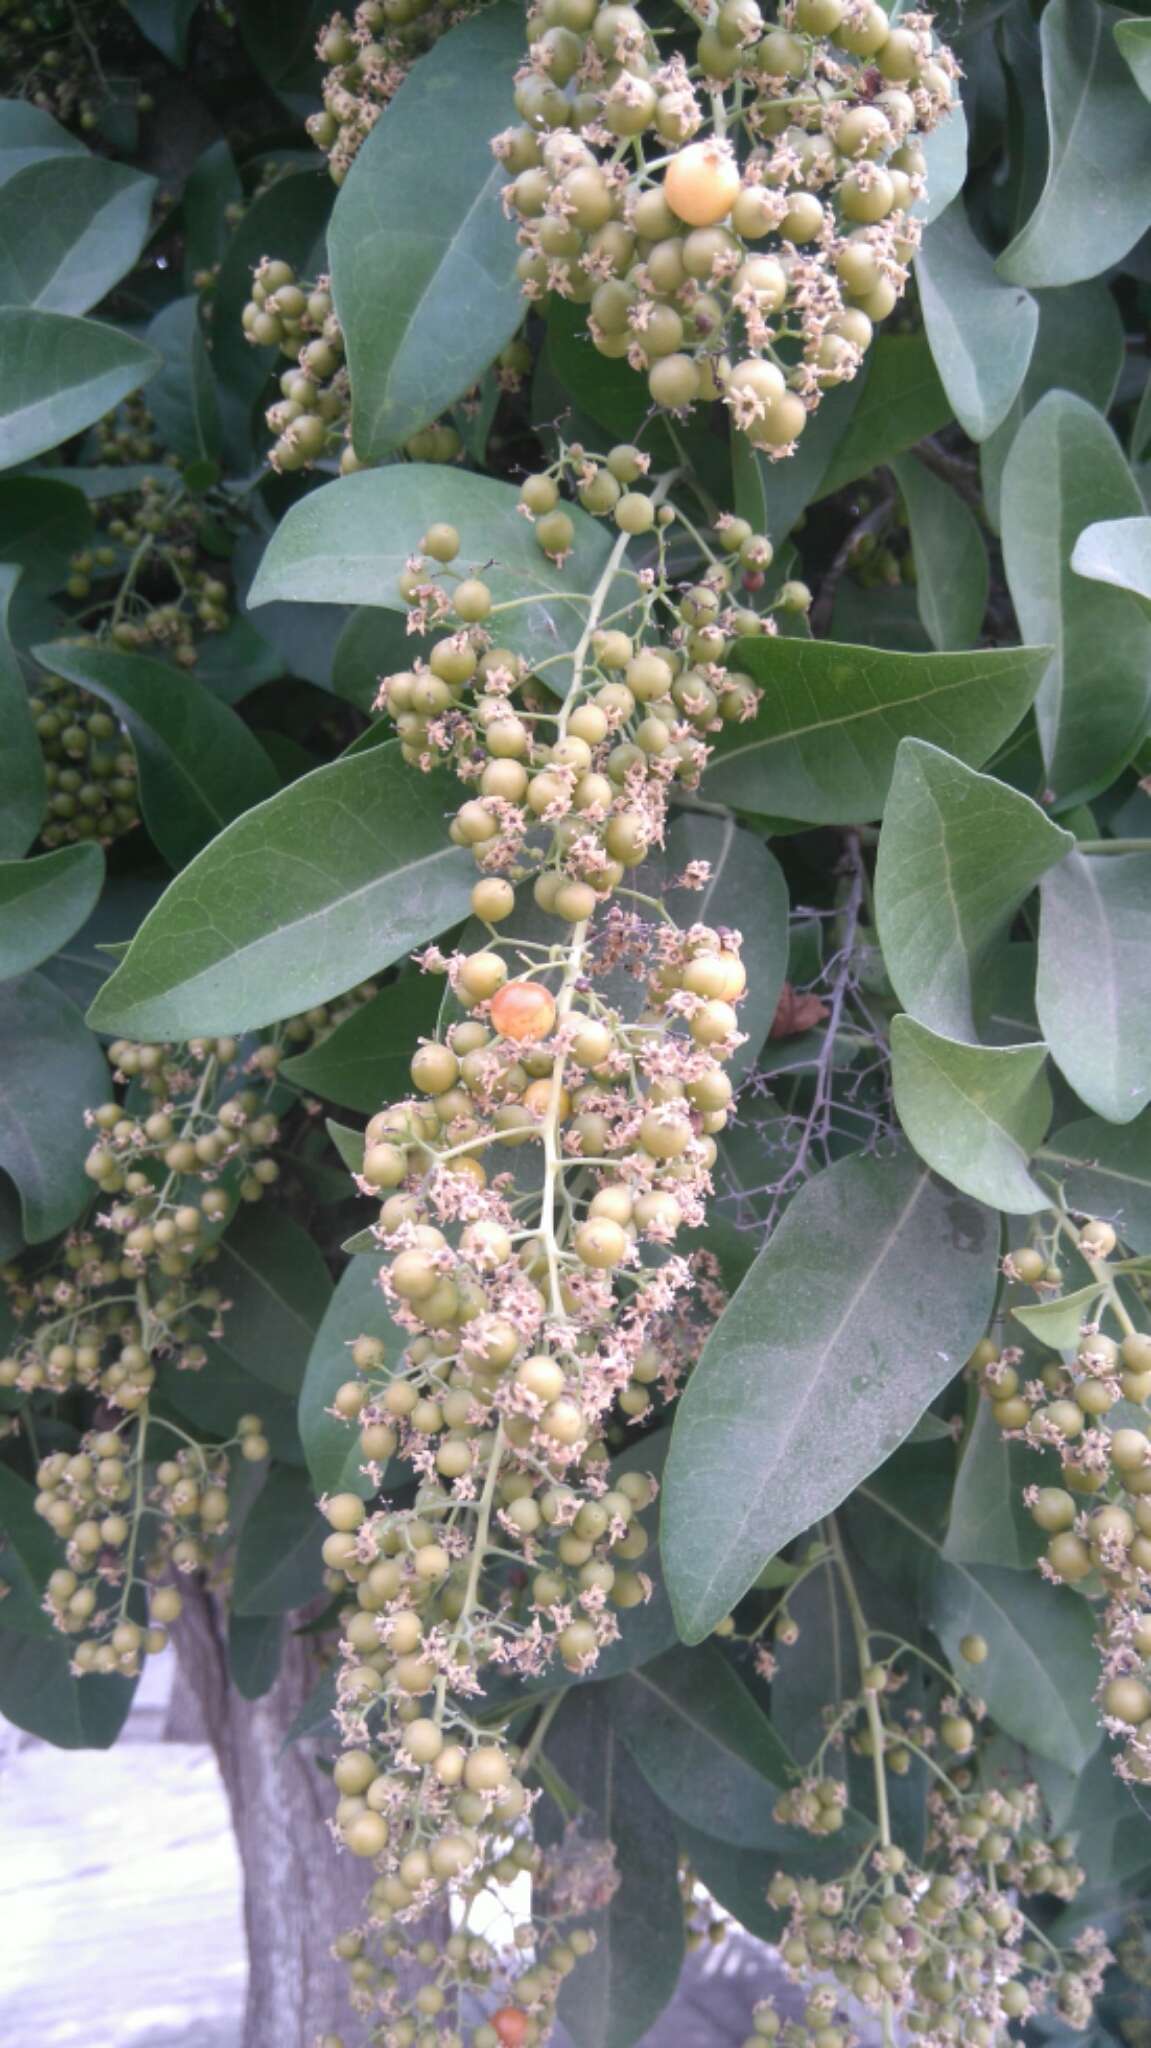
(490, 980, 557, 1043)
(664, 142, 741, 227)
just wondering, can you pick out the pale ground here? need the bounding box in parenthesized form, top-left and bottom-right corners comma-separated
(0, 1653, 778, 2048)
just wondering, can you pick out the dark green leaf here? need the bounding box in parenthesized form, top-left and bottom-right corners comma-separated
(889, 456, 988, 651)
(1116, 14, 1151, 96)
(875, 739, 1072, 1039)
(0, 309, 159, 469)
(0, 476, 93, 591)
(1037, 851, 1151, 1124)
(931, 1560, 1100, 1773)
(124, 0, 198, 63)
(0, 842, 104, 979)
(856, 1477, 1101, 1774)
(0, 1461, 61, 1636)
(610, 1645, 793, 1849)
(916, 201, 1037, 441)
(36, 641, 280, 870)
(144, 296, 222, 464)
(1035, 1113, 1151, 1251)
(0, 971, 106, 1240)
(544, 1686, 684, 2048)
(0, 566, 45, 856)
(299, 1253, 406, 1498)
(999, 0, 1151, 287)
(0, 155, 155, 314)
(890, 1017, 1051, 1213)
(1001, 392, 1151, 806)
(817, 333, 952, 498)
(981, 285, 1124, 534)
(86, 743, 475, 1039)
(228, 1609, 283, 1700)
(701, 639, 1047, 826)
(943, 1402, 1045, 1571)
(332, 605, 416, 712)
(232, 1463, 325, 1615)
(331, 6, 522, 459)
(662, 1151, 998, 1642)
(249, 464, 617, 691)
(210, 1205, 332, 1402)
(0, 1631, 136, 1747)
(281, 974, 442, 1114)
(181, 140, 242, 292)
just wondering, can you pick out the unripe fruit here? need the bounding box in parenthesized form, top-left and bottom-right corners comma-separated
(1102, 1677, 1151, 1725)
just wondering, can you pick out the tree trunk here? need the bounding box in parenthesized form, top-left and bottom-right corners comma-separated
(171, 1578, 367, 2048)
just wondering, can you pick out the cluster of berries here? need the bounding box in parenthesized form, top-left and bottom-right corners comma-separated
(385, 443, 805, 927)
(977, 1220, 1151, 1785)
(496, 0, 956, 444)
(309, 1, 479, 183)
(29, 674, 139, 848)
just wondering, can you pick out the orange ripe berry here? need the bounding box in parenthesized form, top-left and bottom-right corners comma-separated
(663, 142, 741, 227)
(493, 2010, 530, 2048)
(489, 981, 557, 1044)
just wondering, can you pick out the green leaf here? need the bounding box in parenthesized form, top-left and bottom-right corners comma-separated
(1013, 1281, 1105, 1351)
(931, 1560, 1100, 1773)
(181, 140, 242, 292)
(916, 201, 1037, 442)
(0, 567, 45, 858)
(700, 639, 1047, 826)
(817, 332, 952, 499)
(1001, 391, 1151, 807)
(0, 842, 104, 979)
(875, 740, 1072, 1040)
(248, 464, 616, 690)
(999, 0, 1151, 287)
(0, 1630, 136, 1747)
(144, 296, 222, 464)
(0, 1461, 61, 1636)
(331, 6, 521, 460)
(1070, 514, 1151, 606)
(1036, 851, 1151, 1124)
(232, 1463, 326, 1615)
(299, 1253, 407, 1498)
(228, 1609, 283, 1700)
(943, 1401, 1045, 1571)
(857, 1478, 1101, 1774)
(0, 476, 93, 591)
(890, 1017, 1051, 1213)
(915, 94, 968, 225)
(0, 102, 85, 185)
(0, 309, 159, 470)
(981, 284, 1125, 535)
(36, 641, 280, 870)
(610, 1645, 793, 1849)
(0, 154, 155, 314)
(544, 1687, 684, 2048)
(124, 0, 198, 63)
(1035, 1114, 1151, 1252)
(86, 743, 475, 1039)
(889, 455, 988, 651)
(282, 974, 441, 1114)
(661, 1150, 998, 1642)
(209, 1205, 332, 1402)
(1116, 14, 1151, 97)
(0, 971, 106, 1241)
(332, 605, 417, 713)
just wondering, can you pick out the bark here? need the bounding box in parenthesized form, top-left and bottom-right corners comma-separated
(171, 1577, 367, 2048)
